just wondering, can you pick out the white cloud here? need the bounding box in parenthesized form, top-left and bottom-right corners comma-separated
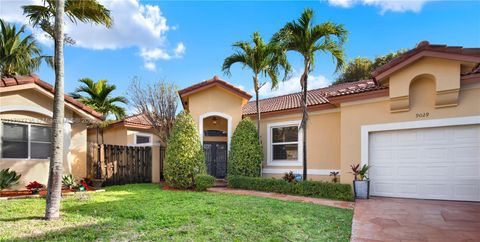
(328, 0, 435, 13)
(256, 70, 330, 98)
(144, 62, 156, 71)
(0, 0, 184, 70)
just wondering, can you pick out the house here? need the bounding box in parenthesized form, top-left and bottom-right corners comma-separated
(86, 114, 164, 183)
(0, 75, 103, 189)
(179, 42, 480, 202)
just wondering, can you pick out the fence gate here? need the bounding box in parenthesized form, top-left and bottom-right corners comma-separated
(88, 143, 152, 186)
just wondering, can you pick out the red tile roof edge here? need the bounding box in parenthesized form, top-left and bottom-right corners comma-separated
(0, 75, 104, 120)
(178, 75, 252, 100)
(107, 113, 153, 129)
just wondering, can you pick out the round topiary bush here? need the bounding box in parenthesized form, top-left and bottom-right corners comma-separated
(164, 111, 206, 189)
(228, 117, 263, 177)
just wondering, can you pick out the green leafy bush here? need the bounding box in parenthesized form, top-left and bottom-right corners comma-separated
(228, 176, 354, 201)
(195, 174, 215, 191)
(62, 174, 77, 189)
(228, 118, 263, 177)
(164, 111, 206, 189)
(0, 168, 21, 190)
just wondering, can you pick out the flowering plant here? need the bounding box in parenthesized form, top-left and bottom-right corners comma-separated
(26, 181, 44, 193)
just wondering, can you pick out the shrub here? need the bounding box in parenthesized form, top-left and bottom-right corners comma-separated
(228, 118, 263, 177)
(195, 174, 215, 191)
(26, 181, 44, 193)
(62, 174, 77, 189)
(164, 111, 206, 189)
(282, 171, 296, 183)
(228, 176, 354, 201)
(0, 168, 21, 190)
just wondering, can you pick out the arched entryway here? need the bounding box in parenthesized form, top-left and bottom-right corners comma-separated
(199, 112, 232, 179)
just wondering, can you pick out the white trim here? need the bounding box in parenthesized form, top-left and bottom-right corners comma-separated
(0, 105, 53, 117)
(361, 115, 480, 167)
(199, 112, 232, 150)
(133, 132, 153, 146)
(267, 120, 303, 167)
(262, 168, 340, 176)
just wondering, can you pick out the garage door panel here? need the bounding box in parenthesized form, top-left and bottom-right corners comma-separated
(369, 124, 480, 202)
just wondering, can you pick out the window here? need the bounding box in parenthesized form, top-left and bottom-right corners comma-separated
(135, 133, 152, 145)
(267, 121, 302, 166)
(272, 126, 299, 161)
(1, 123, 51, 159)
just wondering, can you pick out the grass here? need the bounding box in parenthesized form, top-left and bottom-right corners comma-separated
(0, 184, 353, 241)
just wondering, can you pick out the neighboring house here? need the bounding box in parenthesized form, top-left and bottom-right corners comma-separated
(87, 114, 164, 183)
(179, 42, 480, 202)
(0, 75, 103, 189)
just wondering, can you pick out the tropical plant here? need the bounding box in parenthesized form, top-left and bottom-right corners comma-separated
(228, 118, 263, 177)
(333, 49, 407, 84)
(72, 78, 127, 119)
(0, 19, 52, 77)
(330, 171, 339, 183)
(0, 169, 22, 190)
(62, 174, 77, 189)
(22, 0, 112, 220)
(222, 32, 291, 138)
(350, 164, 370, 181)
(282, 171, 296, 183)
(164, 111, 206, 189)
(26, 181, 44, 193)
(273, 8, 347, 180)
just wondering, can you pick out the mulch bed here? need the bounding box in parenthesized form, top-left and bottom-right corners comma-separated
(1, 189, 79, 198)
(159, 181, 195, 192)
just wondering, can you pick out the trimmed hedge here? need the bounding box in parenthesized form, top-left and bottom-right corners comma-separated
(228, 176, 354, 201)
(228, 118, 263, 177)
(195, 175, 215, 191)
(164, 111, 206, 189)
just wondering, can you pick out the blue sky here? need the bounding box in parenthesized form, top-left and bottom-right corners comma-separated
(1, 0, 479, 113)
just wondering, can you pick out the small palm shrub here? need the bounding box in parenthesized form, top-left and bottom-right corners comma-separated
(164, 111, 206, 189)
(0, 169, 21, 190)
(62, 174, 77, 189)
(228, 118, 263, 177)
(195, 174, 215, 191)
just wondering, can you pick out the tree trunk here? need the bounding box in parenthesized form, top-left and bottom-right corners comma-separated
(253, 75, 261, 141)
(45, 0, 65, 220)
(300, 60, 310, 181)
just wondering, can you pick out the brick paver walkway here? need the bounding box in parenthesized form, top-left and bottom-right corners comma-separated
(208, 187, 354, 209)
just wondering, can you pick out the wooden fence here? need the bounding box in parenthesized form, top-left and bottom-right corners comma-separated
(88, 143, 152, 186)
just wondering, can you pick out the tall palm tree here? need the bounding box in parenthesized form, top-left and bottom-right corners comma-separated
(222, 32, 291, 138)
(22, 0, 112, 220)
(273, 8, 347, 180)
(0, 19, 52, 77)
(73, 78, 127, 120)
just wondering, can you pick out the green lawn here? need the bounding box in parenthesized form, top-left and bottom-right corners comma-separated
(0, 184, 353, 241)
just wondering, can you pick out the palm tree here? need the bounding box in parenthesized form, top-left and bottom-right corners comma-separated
(273, 8, 347, 180)
(0, 19, 52, 77)
(72, 78, 127, 143)
(22, 0, 112, 220)
(222, 32, 291, 138)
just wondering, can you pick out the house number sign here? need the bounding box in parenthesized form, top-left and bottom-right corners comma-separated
(416, 112, 430, 118)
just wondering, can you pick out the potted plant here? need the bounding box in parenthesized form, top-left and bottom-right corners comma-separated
(351, 164, 370, 199)
(26, 181, 44, 195)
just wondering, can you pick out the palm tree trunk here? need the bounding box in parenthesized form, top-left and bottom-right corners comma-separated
(301, 61, 310, 181)
(253, 75, 261, 141)
(45, 0, 65, 220)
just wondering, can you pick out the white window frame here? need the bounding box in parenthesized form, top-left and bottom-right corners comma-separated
(267, 120, 303, 167)
(133, 132, 153, 146)
(0, 121, 51, 160)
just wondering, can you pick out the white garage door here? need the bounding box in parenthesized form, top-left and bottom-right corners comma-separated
(369, 124, 480, 201)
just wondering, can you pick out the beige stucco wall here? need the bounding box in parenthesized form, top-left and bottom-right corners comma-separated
(0, 87, 92, 190)
(186, 85, 246, 138)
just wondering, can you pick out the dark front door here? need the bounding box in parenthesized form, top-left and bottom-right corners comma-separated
(203, 142, 227, 178)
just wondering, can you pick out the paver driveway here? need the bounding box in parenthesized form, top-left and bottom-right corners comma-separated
(351, 197, 480, 242)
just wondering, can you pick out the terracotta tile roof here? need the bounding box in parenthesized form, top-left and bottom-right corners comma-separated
(242, 80, 385, 115)
(372, 41, 480, 78)
(178, 75, 252, 101)
(0, 75, 103, 120)
(107, 114, 153, 129)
